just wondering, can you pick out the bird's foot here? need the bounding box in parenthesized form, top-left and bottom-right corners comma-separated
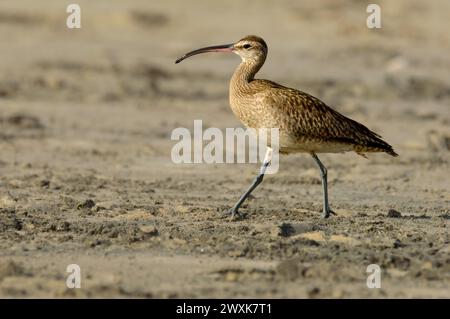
(222, 207, 247, 220)
(322, 208, 336, 219)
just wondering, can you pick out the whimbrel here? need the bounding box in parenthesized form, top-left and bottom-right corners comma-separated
(175, 35, 398, 218)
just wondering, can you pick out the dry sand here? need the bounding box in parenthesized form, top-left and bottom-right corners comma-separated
(0, 0, 449, 298)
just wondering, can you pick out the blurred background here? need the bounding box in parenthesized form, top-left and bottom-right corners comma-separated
(0, 0, 448, 298)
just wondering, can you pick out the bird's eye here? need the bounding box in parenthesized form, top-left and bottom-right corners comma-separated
(243, 44, 251, 49)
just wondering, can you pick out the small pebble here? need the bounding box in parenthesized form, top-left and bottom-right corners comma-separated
(393, 239, 405, 248)
(139, 226, 159, 236)
(77, 199, 96, 210)
(40, 180, 50, 188)
(387, 209, 402, 218)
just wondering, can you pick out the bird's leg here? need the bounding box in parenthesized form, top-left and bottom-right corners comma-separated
(227, 148, 273, 219)
(311, 153, 335, 218)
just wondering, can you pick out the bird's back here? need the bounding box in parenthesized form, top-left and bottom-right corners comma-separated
(230, 79, 398, 157)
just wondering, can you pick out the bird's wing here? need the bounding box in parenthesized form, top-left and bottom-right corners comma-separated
(253, 79, 392, 150)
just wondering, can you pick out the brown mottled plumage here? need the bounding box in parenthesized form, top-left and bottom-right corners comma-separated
(228, 36, 397, 157)
(175, 35, 398, 219)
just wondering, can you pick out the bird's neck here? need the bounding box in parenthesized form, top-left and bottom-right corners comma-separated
(231, 57, 265, 89)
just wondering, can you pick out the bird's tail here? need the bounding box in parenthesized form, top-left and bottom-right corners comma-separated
(356, 139, 398, 157)
(385, 147, 399, 157)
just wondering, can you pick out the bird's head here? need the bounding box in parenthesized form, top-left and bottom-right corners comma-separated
(175, 35, 268, 64)
(232, 35, 267, 62)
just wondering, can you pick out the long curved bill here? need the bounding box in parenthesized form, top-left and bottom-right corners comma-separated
(175, 43, 234, 64)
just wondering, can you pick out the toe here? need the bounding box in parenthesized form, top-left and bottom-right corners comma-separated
(322, 209, 336, 218)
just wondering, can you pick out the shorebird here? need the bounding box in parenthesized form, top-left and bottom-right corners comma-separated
(175, 35, 398, 218)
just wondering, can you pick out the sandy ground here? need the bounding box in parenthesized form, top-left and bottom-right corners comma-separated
(0, 0, 449, 298)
